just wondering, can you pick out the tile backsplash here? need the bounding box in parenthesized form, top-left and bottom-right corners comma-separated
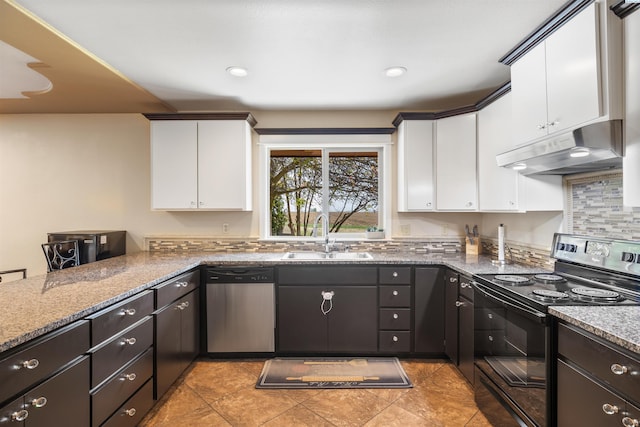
(567, 172, 640, 240)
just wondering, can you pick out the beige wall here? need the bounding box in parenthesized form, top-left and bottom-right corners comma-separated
(1, 111, 561, 277)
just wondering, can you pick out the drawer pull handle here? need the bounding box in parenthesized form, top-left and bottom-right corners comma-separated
(11, 410, 29, 422)
(30, 397, 47, 408)
(392, 291, 399, 296)
(449, 277, 458, 283)
(392, 272, 398, 278)
(124, 408, 137, 417)
(177, 301, 190, 310)
(611, 364, 628, 375)
(455, 301, 464, 307)
(392, 336, 399, 342)
(622, 417, 639, 427)
(120, 337, 137, 346)
(22, 358, 40, 370)
(460, 283, 471, 289)
(393, 313, 399, 319)
(119, 308, 136, 316)
(602, 403, 619, 415)
(175, 281, 189, 288)
(121, 373, 137, 381)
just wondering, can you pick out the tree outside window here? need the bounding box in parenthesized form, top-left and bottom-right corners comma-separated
(270, 149, 379, 237)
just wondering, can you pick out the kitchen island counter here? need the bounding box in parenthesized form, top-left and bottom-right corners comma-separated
(550, 306, 640, 354)
(1, 251, 542, 353)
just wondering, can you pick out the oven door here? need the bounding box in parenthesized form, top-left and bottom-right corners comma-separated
(472, 280, 551, 427)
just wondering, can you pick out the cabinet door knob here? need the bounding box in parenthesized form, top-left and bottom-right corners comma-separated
(392, 336, 399, 342)
(449, 277, 458, 283)
(393, 313, 399, 319)
(622, 417, 639, 427)
(119, 308, 136, 316)
(124, 408, 137, 417)
(121, 373, 137, 381)
(120, 337, 137, 346)
(537, 123, 547, 130)
(30, 397, 47, 408)
(21, 358, 39, 370)
(455, 301, 464, 307)
(11, 410, 29, 422)
(601, 403, 619, 415)
(426, 202, 432, 207)
(392, 290, 399, 296)
(611, 364, 628, 375)
(392, 271, 398, 278)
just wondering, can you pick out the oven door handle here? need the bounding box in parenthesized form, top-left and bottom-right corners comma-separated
(472, 281, 548, 324)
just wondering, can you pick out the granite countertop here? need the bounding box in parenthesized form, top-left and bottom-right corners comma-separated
(549, 306, 640, 354)
(1, 250, 544, 353)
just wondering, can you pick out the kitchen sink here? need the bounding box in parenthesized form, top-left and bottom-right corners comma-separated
(281, 252, 373, 261)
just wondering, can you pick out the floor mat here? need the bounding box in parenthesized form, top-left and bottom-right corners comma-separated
(256, 357, 412, 389)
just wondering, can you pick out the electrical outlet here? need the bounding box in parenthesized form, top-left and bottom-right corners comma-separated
(222, 223, 229, 234)
(400, 224, 411, 236)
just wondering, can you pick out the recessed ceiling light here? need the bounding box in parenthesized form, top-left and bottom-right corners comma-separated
(512, 163, 527, 171)
(384, 66, 407, 77)
(226, 66, 248, 77)
(570, 147, 591, 158)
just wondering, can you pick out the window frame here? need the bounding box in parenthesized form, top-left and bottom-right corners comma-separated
(258, 133, 393, 241)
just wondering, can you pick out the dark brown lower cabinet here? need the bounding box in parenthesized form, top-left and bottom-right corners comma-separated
(155, 288, 200, 399)
(278, 285, 378, 353)
(0, 356, 90, 427)
(444, 269, 474, 384)
(414, 267, 445, 354)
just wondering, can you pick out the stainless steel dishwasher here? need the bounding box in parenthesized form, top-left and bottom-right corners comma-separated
(206, 267, 275, 353)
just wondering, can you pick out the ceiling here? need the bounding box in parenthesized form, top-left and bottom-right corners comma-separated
(0, 0, 568, 114)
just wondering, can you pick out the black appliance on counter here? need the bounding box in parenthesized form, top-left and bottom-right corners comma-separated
(472, 233, 640, 427)
(47, 230, 126, 265)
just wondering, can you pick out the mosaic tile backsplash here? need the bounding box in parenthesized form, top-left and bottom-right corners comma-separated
(568, 173, 640, 240)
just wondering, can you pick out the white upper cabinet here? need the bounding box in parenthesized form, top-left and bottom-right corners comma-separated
(397, 120, 435, 211)
(511, 2, 622, 146)
(624, 10, 640, 207)
(151, 121, 199, 209)
(435, 113, 477, 211)
(477, 93, 520, 211)
(150, 117, 253, 211)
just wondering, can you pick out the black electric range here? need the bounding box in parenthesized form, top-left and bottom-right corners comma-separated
(474, 234, 640, 312)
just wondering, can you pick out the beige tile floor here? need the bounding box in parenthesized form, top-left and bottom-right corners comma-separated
(140, 358, 494, 427)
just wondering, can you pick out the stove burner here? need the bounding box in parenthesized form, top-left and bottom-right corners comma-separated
(532, 289, 570, 303)
(493, 275, 533, 286)
(571, 287, 621, 302)
(534, 274, 567, 284)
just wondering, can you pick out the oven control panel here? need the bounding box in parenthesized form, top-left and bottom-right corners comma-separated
(552, 233, 640, 274)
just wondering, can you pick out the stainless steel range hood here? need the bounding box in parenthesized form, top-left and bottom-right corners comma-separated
(496, 120, 623, 175)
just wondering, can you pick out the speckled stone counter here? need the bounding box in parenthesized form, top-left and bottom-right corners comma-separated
(550, 306, 640, 354)
(0, 251, 544, 354)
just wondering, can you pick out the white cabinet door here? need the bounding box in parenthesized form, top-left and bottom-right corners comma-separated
(477, 93, 520, 211)
(546, 3, 600, 133)
(397, 120, 435, 211)
(511, 42, 549, 145)
(511, 3, 602, 146)
(150, 121, 198, 209)
(624, 10, 640, 207)
(197, 120, 252, 210)
(436, 113, 477, 210)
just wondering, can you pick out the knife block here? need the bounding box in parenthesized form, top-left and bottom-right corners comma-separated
(465, 237, 480, 255)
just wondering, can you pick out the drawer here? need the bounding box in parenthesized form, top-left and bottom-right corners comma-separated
(379, 308, 411, 330)
(379, 285, 411, 307)
(88, 291, 154, 346)
(92, 348, 153, 427)
(379, 267, 411, 285)
(379, 331, 411, 353)
(558, 323, 640, 404)
(459, 276, 474, 301)
(101, 379, 154, 427)
(0, 320, 89, 404)
(277, 266, 377, 285)
(155, 269, 200, 308)
(91, 317, 153, 388)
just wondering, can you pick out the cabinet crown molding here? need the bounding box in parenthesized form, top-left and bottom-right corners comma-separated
(144, 112, 257, 127)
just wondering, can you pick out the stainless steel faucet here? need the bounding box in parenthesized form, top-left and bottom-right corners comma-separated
(312, 213, 332, 253)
